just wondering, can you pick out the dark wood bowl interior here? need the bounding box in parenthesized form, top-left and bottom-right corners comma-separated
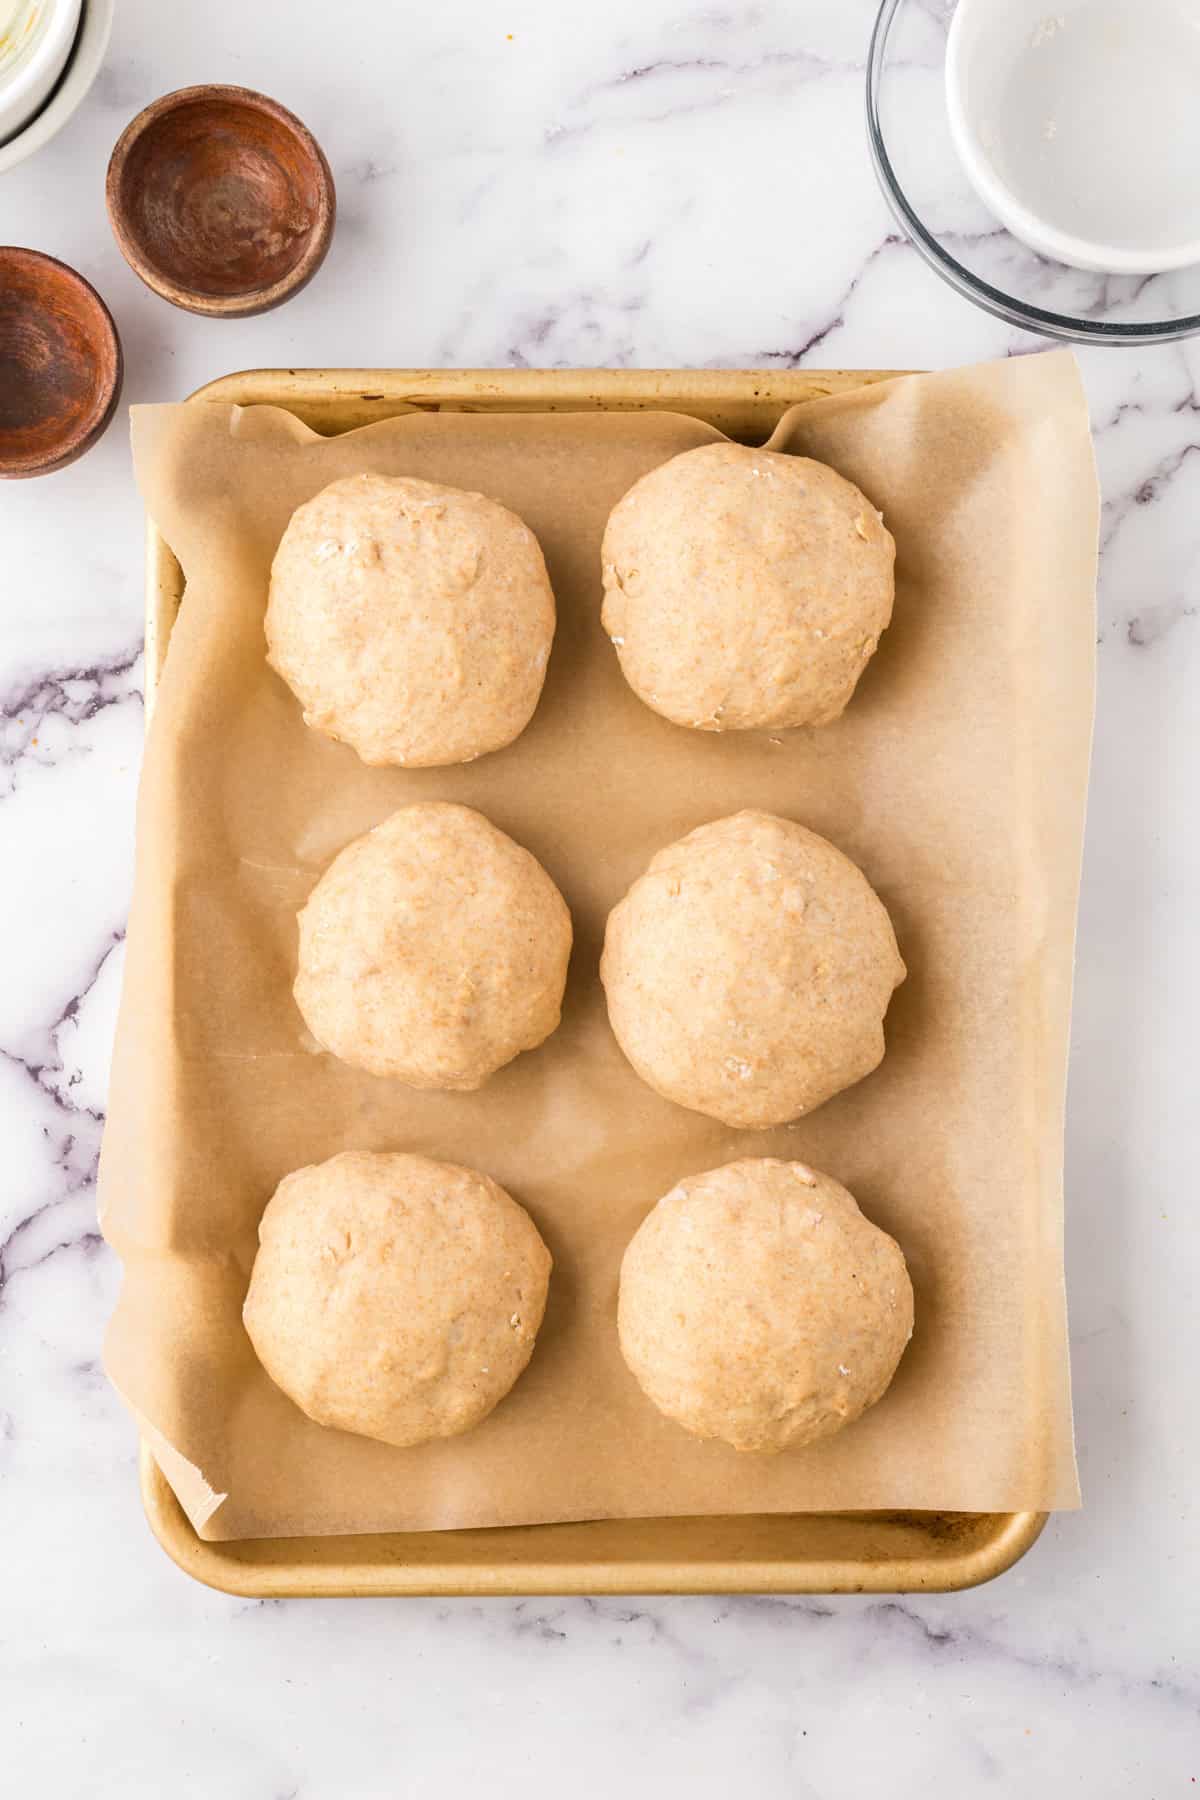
(0, 248, 123, 479)
(106, 85, 335, 317)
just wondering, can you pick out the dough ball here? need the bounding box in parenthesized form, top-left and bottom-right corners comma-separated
(601, 443, 894, 731)
(618, 1158, 913, 1453)
(296, 802, 572, 1088)
(244, 1151, 552, 1447)
(601, 810, 904, 1127)
(266, 472, 556, 767)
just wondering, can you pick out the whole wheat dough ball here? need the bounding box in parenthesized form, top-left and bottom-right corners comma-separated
(618, 1158, 913, 1453)
(601, 443, 894, 731)
(266, 472, 556, 767)
(601, 811, 904, 1127)
(244, 1151, 552, 1447)
(295, 802, 572, 1088)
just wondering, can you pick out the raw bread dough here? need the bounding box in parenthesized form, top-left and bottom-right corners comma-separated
(601, 442, 894, 731)
(295, 801, 572, 1088)
(244, 1151, 552, 1447)
(601, 810, 904, 1127)
(266, 472, 556, 767)
(618, 1157, 913, 1453)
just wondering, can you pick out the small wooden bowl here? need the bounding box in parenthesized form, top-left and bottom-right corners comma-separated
(105, 85, 336, 318)
(0, 248, 123, 479)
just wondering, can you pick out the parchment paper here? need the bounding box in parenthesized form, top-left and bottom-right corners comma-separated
(100, 354, 1095, 1539)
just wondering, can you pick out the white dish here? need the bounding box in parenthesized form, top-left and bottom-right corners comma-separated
(0, 0, 109, 173)
(0, 0, 81, 145)
(946, 0, 1200, 274)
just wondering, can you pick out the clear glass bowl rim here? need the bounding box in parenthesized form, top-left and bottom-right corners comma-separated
(866, 0, 1200, 345)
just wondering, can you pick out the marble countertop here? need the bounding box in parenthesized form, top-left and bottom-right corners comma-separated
(2, 1, 1196, 1792)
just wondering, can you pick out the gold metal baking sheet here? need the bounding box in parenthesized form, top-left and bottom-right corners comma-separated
(139, 365, 1046, 1596)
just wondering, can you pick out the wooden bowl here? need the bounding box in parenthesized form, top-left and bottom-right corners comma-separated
(105, 85, 336, 318)
(0, 247, 123, 479)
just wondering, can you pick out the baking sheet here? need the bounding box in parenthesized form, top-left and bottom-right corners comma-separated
(100, 353, 1094, 1540)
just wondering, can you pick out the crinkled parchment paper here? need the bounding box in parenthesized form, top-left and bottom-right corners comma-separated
(100, 354, 1094, 1538)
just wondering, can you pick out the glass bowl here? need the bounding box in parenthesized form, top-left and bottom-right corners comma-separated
(866, 0, 1200, 344)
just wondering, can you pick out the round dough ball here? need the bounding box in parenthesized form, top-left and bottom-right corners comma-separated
(618, 1158, 913, 1453)
(266, 472, 556, 767)
(601, 810, 904, 1127)
(244, 1151, 552, 1447)
(296, 801, 572, 1089)
(601, 443, 894, 731)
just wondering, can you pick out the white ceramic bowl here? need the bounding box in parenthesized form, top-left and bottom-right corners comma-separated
(0, 0, 109, 172)
(946, 0, 1200, 275)
(0, 0, 82, 144)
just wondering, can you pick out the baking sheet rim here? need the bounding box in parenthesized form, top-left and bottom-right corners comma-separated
(136, 363, 1049, 1597)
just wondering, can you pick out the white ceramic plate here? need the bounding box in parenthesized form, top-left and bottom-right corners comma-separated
(0, 0, 112, 175)
(0, 0, 83, 145)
